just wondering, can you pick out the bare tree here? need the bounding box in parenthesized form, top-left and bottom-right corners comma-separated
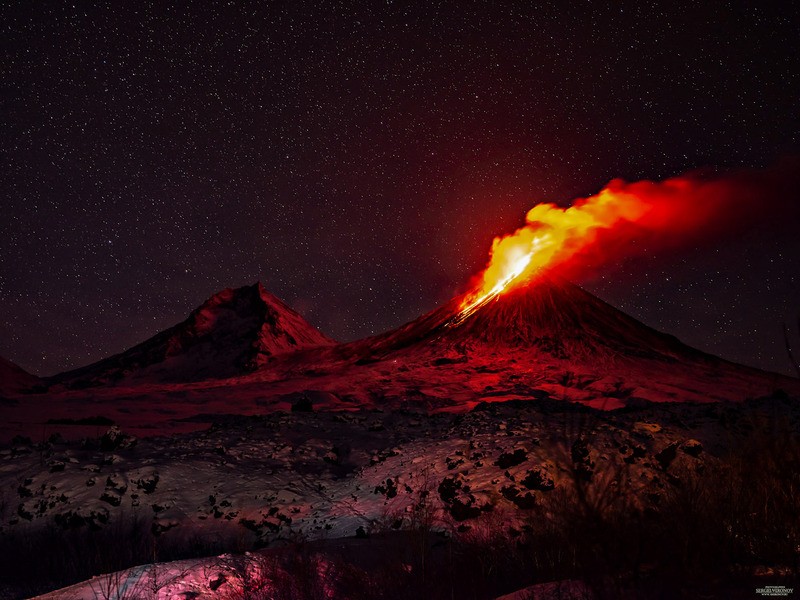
(783, 316, 800, 378)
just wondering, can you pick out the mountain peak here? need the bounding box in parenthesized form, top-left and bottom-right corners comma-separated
(53, 283, 334, 385)
(197, 281, 269, 311)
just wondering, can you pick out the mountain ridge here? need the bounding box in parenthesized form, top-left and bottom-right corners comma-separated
(1, 278, 798, 443)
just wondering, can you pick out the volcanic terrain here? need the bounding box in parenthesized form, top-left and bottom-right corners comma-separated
(2, 277, 794, 443)
(1, 277, 798, 598)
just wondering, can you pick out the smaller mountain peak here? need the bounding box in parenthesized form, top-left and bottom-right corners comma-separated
(253, 280, 269, 296)
(202, 281, 260, 302)
(51, 283, 334, 385)
(251, 281, 288, 308)
(194, 282, 289, 322)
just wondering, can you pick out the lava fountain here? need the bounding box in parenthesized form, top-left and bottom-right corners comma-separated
(452, 183, 650, 324)
(451, 163, 793, 325)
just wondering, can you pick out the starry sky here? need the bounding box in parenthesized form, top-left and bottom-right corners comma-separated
(2, 2, 799, 377)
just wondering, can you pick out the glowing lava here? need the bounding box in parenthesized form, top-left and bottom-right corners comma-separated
(451, 241, 537, 325)
(452, 163, 793, 325)
(456, 183, 650, 323)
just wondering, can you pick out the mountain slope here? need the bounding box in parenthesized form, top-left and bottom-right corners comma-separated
(51, 283, 334, 385)
(349, 275, 701, 362)
(285, 273, 798, 410)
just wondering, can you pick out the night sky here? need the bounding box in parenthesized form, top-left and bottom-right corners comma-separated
(2, 2, 799, 377)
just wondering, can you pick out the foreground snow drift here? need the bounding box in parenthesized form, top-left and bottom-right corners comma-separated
(3, 393, 798, 598)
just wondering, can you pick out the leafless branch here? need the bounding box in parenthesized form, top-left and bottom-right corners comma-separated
(783, 320, 800, 379)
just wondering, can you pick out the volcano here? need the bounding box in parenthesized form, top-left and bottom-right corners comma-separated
(303, 274, 796, 410)
(351, 275, 698, 362)
(50, 283, 333, 386)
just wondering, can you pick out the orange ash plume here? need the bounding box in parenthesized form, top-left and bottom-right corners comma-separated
(453, 162, 800, 324)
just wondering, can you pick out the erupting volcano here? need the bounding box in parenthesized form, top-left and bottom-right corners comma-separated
(3, 174, 800, 600)
(457, 182, 649, 322)
(6, 2, 800, 595)
(455, 167, 790, 326)
(6, 167, 799, 428)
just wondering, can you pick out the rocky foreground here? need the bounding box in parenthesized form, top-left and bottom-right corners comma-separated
(2, 392, 798, 598)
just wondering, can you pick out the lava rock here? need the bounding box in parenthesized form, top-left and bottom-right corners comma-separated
(134, 472, 160, 494)
(495, 448, 528, 469)
(501, 485, 537, 509)
(99, 491, 123, 506)
(448, 493, 483, 521)
(521, 467, 555, 491)
(209, 573, 227, 591)
(682, 439, 703, 457)
(438, 475, 463, 503)
(656, 442, 679, 470)
(100, 426, 137, 451)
